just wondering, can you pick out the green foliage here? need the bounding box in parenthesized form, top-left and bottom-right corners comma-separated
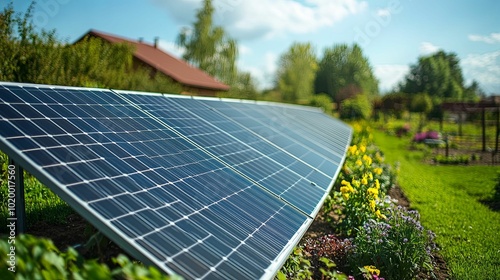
(314, 44, 379, 103)
(380, 92, 409, 119)
(276, 42, 318, 103)
(463, 80, 484, 101)
(410, 93, 432, 114)
(400, 50, 474, 100)
(327, 125, 397, 235)
(0, 234, 173, 280)
(433, 154, 470, 165)
(276, 242, 352, 280)
(318, 258, 349, 280)
(177, 0, 237, 85)
(0, 2, 182, 93)
(218, 71, 258, 100)
(277, 247, 313, 279)
(348, 206, 437, 280)
(309, 93, 333, 114)
(340, 94, 373, 120)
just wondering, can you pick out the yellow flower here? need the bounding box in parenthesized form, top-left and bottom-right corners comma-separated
(375, 210, 387, 220)
(356, 159, 363, 166)
(352, 123, 362, 133)
(361, 176, 368, 185)
(341, 180, 350, 186)
(367, 172, 373, 180)
(348, 145, 357, 155)
(359, 145, 366, 153)
(375, 179, 380, 190)
(373, 167, 383, 175)
(340, 186, 350, 193)
(364, 265, 380, 276)
(367, 187, 378, 197)
(342, 193, 350, 200)
(362, 154, 372, 166)
(369, 200, 376, 211)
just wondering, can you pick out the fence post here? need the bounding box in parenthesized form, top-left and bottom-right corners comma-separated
(496, 107, 499, 153)
(482, 108, 486, 152)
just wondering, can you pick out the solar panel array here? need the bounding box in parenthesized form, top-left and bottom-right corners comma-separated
(0, 82, 352, 279)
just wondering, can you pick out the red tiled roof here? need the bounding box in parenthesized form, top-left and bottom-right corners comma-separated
(79, 30, 230, 91)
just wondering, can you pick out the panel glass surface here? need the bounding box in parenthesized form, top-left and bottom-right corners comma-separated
(198, 99, 351, 177)
(0, 84, 311, 279)
(118, 93, 327, 215)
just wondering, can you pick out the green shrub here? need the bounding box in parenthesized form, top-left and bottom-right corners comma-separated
(348, 206, 437, 280)
(340, 95, 372, 120)
(276, 247, 313, 280)
(433, 155, 470, 165)
(309, 93, 334, 114)
(0, 234, 174, 280)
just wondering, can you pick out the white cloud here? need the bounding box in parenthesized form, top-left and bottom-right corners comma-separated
(152, 0, 368, 40)
(419, 41, 440, 56)
(468, 32, 500, 44)
(239, 52, 278, 90)
(376, 8, 391, 17)
(374, 64, 409, 92)
(158, 40, 185, 58)
(461, 50, 500, 94)
(228, 0, 367, 39)
(239, 44, 251, 55)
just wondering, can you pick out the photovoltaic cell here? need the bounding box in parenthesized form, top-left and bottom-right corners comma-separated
(198, 99, 347, 177)
(0, 82, 351, 279)
(118, 92, 330, 215)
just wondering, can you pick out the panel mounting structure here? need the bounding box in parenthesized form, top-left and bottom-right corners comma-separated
(0, 82, 352, 279)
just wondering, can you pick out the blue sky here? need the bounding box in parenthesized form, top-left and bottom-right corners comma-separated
(8, 0, 500, 94)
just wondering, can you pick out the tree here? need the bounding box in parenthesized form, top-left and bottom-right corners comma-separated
(219, 71, 258, 100)
(400, 51, 466, 100)
(381, 92, 410, 119)
(177, 0, 237, 85)
(276, 42, 317, 103)
(463, 80, 484, 101)
(0, 2, 183, 93)
(314, 44, 379, 104)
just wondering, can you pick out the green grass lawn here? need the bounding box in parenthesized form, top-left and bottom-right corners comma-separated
(373, 130, 500, 280)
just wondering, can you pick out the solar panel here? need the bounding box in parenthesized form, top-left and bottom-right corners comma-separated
(117, 92, 333, 215)
(197, 99, 349, 176)
(0, 82, 351, 279)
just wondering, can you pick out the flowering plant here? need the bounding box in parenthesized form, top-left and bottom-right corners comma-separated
(413, 130, 440, 143)
(327, 141, 397, 236)
(348, 206, 438, 279)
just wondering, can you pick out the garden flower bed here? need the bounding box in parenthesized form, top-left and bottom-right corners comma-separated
(278, 123, 447, 280)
